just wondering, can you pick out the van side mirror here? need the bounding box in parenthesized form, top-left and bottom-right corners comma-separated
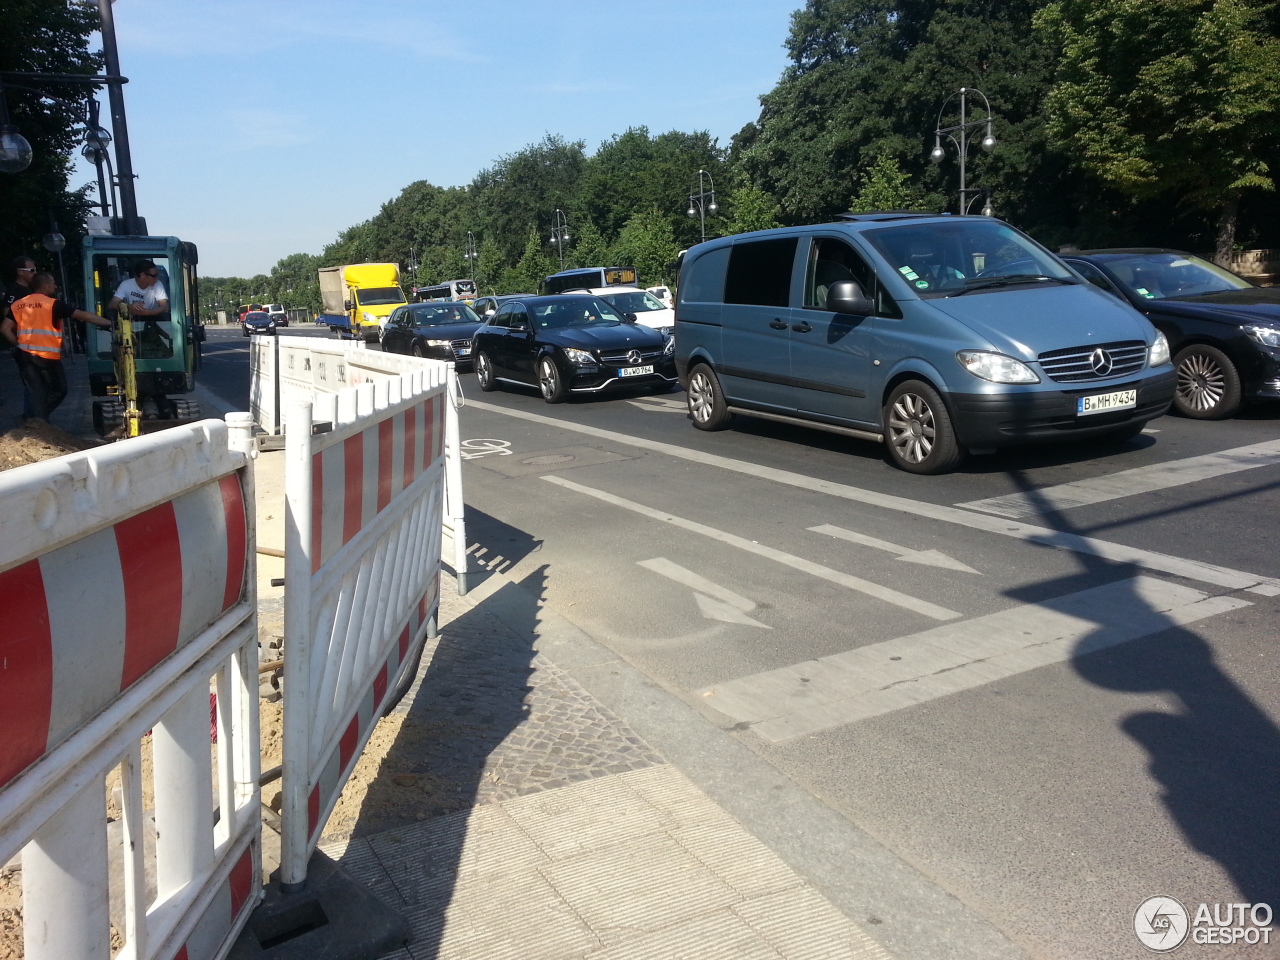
(344, 300, 353, 312)
(624, 312, 638, 323)
(827, 280, 874, 316)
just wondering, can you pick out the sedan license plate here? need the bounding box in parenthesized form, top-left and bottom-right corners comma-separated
(457, 347, 471, 356)
(618, 365, 654, 378)
(1077, 389, 1137, 416)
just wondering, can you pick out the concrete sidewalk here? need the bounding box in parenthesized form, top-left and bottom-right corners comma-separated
(245, 438, 897, 960)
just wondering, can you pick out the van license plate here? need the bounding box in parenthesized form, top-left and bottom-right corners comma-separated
(618, 365, 653, 377)
(1077, 389, 1137, 416)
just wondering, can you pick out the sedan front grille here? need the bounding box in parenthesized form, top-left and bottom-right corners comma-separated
(599, 349, 662, 364)
(450, 338, 472, 352)
(1037, 340, 1147, 383)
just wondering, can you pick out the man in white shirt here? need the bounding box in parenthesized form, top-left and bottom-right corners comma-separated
(107, 259, 169, 317)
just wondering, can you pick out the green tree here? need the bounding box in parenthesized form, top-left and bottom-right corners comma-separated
(1035, 0, 1280, 261)
(722, 186, 782, 235)
(848, 155, 930, 212)
(475, 236, 504, 294)
(569, 219, 611, 268)
(506, 228, 554, 294)
(613, 207, 681, 286)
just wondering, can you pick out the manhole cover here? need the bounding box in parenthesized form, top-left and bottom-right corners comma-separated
(521, 454, 576, 465)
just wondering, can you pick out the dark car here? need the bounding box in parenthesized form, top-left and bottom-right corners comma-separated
(380, 301, 483, 367)
(471, 294, 532, 321)
(242, 310, 275, 337)
(472, 294, 677, 403)
(1063, 249, 1280, 419)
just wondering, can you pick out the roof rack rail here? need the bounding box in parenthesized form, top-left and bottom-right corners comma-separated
(836, 211, 943, 222)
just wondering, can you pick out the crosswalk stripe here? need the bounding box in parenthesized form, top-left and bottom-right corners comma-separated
(698, 576, 1251, 742)
(956, 439, 1280, 518)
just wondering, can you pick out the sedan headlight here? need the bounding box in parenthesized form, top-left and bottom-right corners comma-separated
(1148, 331, 1171, 366)
(663, 334, 676, 355)
(426, 339, 452, 347)
(956, 350, 1040, 384)
(1244, 324, 1280, 348)
(563, 347, 595, 364)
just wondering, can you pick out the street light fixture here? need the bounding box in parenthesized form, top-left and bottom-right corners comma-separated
(464, 231, 478, 279)
(687, 169, 717, 243)
(929, 87, 998, 216)
(549, 210, 570, 270)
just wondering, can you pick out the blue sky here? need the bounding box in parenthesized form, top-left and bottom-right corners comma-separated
(75, 0, 801, 277)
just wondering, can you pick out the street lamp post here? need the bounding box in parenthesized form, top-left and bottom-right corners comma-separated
(687, 170, 718, 243)
(929, 87, 997, 216)
(464, 231, 478, 280)
(549, 210, 570, 270)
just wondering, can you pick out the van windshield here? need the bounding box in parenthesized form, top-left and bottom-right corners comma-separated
(356, 287, 407, 306)
(864, 220, 1073, 297)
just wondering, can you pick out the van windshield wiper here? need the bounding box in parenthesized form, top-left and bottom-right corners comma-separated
(949, 274, 1077, 296)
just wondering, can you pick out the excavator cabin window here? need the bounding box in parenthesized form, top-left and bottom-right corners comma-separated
(90, 254, 175, 360)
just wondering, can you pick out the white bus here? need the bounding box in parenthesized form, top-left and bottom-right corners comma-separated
(413, 279, 477, 302)
(542, 266, 638, 295)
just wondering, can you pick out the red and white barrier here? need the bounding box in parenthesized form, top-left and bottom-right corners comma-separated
(0, 415, 262, 960)
(279, 365, 449, 889)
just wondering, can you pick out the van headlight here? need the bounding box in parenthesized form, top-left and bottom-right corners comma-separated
(563, 347, 595, 364)
(1244, 324, 1280, 348)
(362, 312, 377, 324)
(663, 335, 676, 355)
(1148, 331, 1171, 366)
(956, 351, 1040, 384)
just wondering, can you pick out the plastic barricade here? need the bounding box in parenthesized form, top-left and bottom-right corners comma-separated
(278, 365, 448, 888)
(0, 414, 262, 960)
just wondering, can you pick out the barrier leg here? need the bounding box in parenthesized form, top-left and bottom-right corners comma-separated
(153, 685, 214, 900)
(22, 781, 110, 960)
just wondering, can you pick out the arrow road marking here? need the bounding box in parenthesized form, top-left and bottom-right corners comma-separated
(544, 475, 960, 621)
(638, 557, 770, 629)
(809, 524, 981, 575)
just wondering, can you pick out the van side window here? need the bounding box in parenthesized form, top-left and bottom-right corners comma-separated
(679, 246, 730, 304)
(724, 238, 798, 308)
(804, 238, 900, 318)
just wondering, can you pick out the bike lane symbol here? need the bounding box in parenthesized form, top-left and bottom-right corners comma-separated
(461, 439, 513, 460)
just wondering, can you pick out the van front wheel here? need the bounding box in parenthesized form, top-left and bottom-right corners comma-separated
(884, 380, 964, 474)
(687, 364, 733, 430)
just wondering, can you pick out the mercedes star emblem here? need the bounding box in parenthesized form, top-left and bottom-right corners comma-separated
(1090, 348, 1114, 376)
(627, 349, 643, 365)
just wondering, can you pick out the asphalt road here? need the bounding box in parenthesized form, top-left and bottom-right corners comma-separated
(200, 325, 1280, 960)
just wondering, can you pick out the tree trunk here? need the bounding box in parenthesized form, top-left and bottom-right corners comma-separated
(1214, 197, 1239, 267)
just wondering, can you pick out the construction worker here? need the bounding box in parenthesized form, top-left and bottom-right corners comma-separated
(0, 272, 111, 422)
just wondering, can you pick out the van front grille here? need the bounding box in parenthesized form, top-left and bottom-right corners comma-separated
(1037, 340, 1147, 383)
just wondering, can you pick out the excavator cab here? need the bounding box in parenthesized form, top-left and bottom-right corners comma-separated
(83, 234, 204, 436)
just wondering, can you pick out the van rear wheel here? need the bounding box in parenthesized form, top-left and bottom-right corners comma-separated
(884, 380, 964, 474)
(687, 364, 732, 430)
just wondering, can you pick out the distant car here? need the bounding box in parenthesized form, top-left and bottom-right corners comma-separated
(472, 294, 677, 403)
(565, 286, 675, 334)
(263, 303, 288, 327)
(1062, 248, 1280, 419)
(647, 285, 674, 308)
(471, 294, 532, 321)
(242, 310, 276, 337)
(381, 301, 483, 367)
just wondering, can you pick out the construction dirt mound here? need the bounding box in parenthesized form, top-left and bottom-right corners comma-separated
(0, 420, 100, 473)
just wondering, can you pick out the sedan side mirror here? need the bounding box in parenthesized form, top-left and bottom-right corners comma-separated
(827, 280, 874, 316)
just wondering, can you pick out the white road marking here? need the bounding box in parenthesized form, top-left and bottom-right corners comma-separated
(637, 557, 770, 628)
(957, 438, 1280, 518)
(809, 524, 980, 574)
(546, 476, 960, 621)
(625, 400, 686, 413)
(467, 400, 1280, 596)
(698, 577, 1251, 742)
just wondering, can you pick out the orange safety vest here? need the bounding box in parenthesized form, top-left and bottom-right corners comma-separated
(11, 293, 63, 360)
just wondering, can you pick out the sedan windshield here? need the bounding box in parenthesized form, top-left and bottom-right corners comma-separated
(533, 299, 626, 329)
(864, 220, 1073, 297)
(1095, 253, 1252, 301)
(601, 291, 667, 313)
(356, 287, 408, 306)
(411, 304, 480, 326)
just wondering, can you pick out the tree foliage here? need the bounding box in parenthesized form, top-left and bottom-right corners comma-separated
(849, 155, 930, 212)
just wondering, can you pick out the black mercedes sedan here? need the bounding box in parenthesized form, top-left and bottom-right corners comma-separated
(380, 301, 483, 368)
(472, 294, 677, 403)
(1062, 249, 1280, 419)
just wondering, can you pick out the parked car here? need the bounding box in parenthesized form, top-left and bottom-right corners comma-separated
(471, 294, 531, 321)
(242, 310, 276, 337)
(262, 303, 288, 327)
(567, 286, 675, 335)
(1060, 248, 1280, 419)
(647, 285, 674, 308)
(380, 301, 483, 367)
(676, 213, 1176, 474)
(472, 294, 677, 403)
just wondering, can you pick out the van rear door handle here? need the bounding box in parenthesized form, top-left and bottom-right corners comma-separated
(769, 319, 788, 330)
(792, 321, 813, 333)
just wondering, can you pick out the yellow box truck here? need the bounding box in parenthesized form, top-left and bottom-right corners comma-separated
(318, 263, 406, 342)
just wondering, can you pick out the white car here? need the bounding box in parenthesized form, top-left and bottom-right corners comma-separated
(567, 286, 674, 334)
(646, 285, 674, 308)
